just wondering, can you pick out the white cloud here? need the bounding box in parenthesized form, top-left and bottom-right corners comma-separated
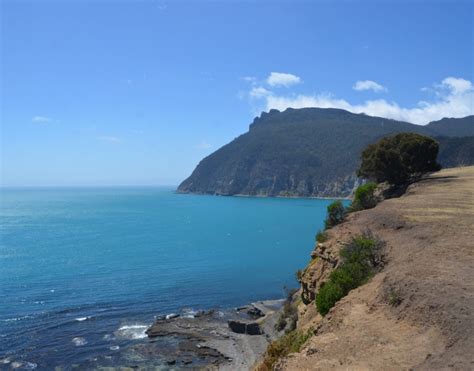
(439, 77, 472, 95)
(251, 76, 473, 125)
(195, 140, 212, 150)
(97, 136, 122, 143)
(242, 76, 257, 84)
(249, 86, 271, 98)
(32, 116, 53, 123)
(353, 80, 387, 92)
(267, 72, 301, 87)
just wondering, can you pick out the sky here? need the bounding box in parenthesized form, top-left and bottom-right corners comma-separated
(1, 0, 473, 186)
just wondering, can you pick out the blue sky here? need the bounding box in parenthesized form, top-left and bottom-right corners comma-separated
(1, 0, 473, 186)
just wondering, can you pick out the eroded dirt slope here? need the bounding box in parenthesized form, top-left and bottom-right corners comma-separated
(279, 166, 474, 370)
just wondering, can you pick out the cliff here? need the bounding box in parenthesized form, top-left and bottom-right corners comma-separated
(178, 109, 474, 198)
(263, 166, 474, 370)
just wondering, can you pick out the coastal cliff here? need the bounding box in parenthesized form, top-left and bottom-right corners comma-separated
(258, 166, 474, 370)
(178, 109, 474, 198)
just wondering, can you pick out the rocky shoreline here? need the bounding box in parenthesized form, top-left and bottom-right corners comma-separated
(144, 299, 285, 369)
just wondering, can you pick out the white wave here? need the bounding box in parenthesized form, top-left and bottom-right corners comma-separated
(75, 316, 91, 322)
(115, 324, 148, 340)
(165, 313, 179, 320)
(72, 337, 88, 346)
(1, 315, 33, 322)
(11, 361, 37, 369)
(182, 308, 198, 318)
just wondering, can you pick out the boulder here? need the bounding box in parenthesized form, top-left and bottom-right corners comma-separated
(228, 320, 262, 335)
(247, 306, 264, 318)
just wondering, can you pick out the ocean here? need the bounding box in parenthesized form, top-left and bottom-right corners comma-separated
(0, 187, 344, 368)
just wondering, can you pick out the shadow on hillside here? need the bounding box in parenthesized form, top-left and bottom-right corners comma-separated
(415, 175, 459, 186)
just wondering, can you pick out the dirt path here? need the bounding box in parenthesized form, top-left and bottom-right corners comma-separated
(278, 166, 474, 370)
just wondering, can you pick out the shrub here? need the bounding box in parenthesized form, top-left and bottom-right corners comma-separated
(387, 288, 402, 307)
(341, 230, 385, 268)
(315, 230, 385, 316)
(275, 288, 299, 332)
(315, 230, 328, 243)
(258, 329, 313, 370)
(324, 200, 346, 228)
(350, 182, 378, 211)
(274, 316, 287, 332)
(295, 269, 304, 282)
(315, 281, 344, 316)
(357, 133, 441, 185)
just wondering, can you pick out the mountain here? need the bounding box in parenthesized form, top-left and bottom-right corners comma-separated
(426, 116, 474, 137)
(437, 136, 474, 168)
(178, 108, 474, 197)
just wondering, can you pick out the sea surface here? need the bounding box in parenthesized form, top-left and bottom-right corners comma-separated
(0, 187, 346, 369)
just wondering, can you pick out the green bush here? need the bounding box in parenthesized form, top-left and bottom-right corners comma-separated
(341, 230, 385, 268)
(351, 182, 378, 211)
(324, 200, 346, 228)
(315, 230, 385, 316)
(258, 329, 313, 370)
(315, 230, 328, 243)
(357, 132, 441, 185)
(315, 281, 344, 316)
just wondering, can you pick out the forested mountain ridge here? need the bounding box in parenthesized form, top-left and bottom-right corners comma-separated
(178, 108, 474, 197)
(426, 116, 474, 137)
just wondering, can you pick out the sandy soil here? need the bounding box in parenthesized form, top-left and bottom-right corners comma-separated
(278, 166, 474, 370)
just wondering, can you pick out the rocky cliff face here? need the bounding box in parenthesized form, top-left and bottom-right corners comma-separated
(178, 109, 474, 198)
(266, 166, 474, 370)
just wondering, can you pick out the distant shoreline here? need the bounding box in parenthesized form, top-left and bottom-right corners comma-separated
(175, 190, 352, 201)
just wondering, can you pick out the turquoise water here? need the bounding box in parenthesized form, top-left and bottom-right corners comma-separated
(0, 187, 343, 368)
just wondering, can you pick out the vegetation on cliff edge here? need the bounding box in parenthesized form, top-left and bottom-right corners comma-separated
(316, 230, 385, 316)
(357, 133, 441, 185)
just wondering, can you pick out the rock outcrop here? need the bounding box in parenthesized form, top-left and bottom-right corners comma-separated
(228, 320, 262, 335)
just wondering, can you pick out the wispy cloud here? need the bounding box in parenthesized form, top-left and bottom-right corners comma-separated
(32, 116, 54, 123)
(241, 76, 257, 85)
(267, 72, 302, 87)
(249, 86, 272, 98)
(353, 80, 387, 93)
(249, 76, 474, 125)
(195, 140, 212, 150)
(97, 136, 122, 143)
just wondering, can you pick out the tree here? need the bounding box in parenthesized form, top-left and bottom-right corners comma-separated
(324, 200, 346, 228)
(357, 133, 441, 185)
(350, 182, 378, 211)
